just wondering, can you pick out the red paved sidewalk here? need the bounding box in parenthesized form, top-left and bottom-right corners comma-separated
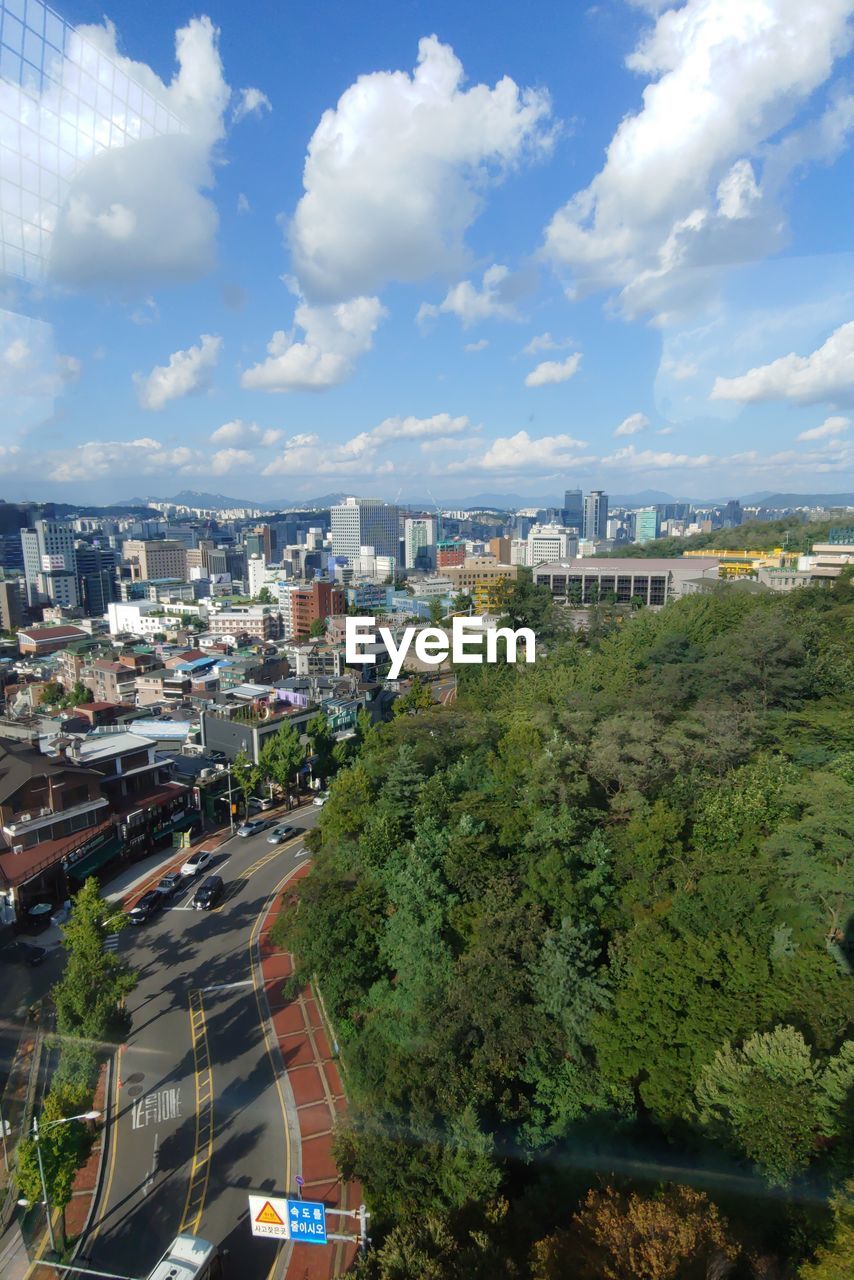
(259, 868, 363, 1279)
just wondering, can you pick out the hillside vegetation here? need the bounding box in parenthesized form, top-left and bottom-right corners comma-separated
(276, 573, 854, 1278)
(606, 516, 851, 558)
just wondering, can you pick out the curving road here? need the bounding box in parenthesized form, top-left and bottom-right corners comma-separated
(83, 814, 318, 1280)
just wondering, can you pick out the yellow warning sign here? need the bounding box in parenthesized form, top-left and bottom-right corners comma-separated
(255, 1201, 285, 1226)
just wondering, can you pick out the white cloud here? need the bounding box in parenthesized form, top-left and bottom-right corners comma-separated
(418, 264, 533, 328)
(232, 87, 272, 122)
(710, 320, 854, 405)
(262, 412, 471, 476)
(797, 414, 850, 441)
(464, 338, 489, 352)
(524, 352, 582, 387)
(209, 420, 283, 448)
(522, 331, 573, 355)
(0, 330, 81, 401)
(129, 297, 160, 325)
(289, 35, 554, 303)
(237, 193, 251, 215)
(614, 412, 650, 437)
(602, 443, 717, 469)
(47, 436, 202, 481)
(660, 356, 698, 381)
(44, 17, 231, 287)
(242, 296, 385, 392)
(657, 426, 674, 435)
(135, 334, 221, 410)
(444, 428, 589, 474)
(543, 0, 854, 319)
(210, 448, 256, 474)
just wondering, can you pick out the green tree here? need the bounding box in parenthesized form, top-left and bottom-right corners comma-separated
(52, 878, 134, 1044)
(428, 598, 446, 625)
(259, 723, 304, 805)
(695, 1026, 854, 1185)
(306, 711, 335, 783)
(309, 617, 327, 637)
(39, 681, 64, 707)
(230, 748, 261, 818)
(16, 1087, 94, 1250)
(256, 586, 273, 603)
(393, 676, 434, 717)
(799, 1181, 854, 1279)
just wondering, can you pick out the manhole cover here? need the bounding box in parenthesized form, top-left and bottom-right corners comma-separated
(126, 1085, 144, 1097)
(125, 1072, 144, 1084)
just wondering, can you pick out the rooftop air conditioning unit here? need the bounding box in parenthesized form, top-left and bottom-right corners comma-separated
(214, 763, 226, 772)
(199, 768, 214, 779)
(18, 813, 32, 823)
(13, 845, 24, 854)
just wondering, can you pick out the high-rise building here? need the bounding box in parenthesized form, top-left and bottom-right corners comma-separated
(583, 490, 609, 541)
(21, 519, 75, 606)
(635, 508, 660, 544)
(331, 498, 400, 561)
(75, 545, 118, 615)
(563, 489, 584, 531)
(122, 539, 188, 581)
(0, 578, 25, 632)
(404, 517, 437, 570)
(527, 525, 578, 565)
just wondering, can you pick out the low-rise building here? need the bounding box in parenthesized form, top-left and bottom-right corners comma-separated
(18, 625, 89, 656)
(532, 557, 720, 606)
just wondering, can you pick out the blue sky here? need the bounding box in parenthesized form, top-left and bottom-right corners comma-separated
(1, 0, 854, 504)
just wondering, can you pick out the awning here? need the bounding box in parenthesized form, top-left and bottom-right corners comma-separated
(67, 836, 122, 881)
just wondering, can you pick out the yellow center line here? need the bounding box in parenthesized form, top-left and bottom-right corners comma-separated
(178, 990, 214, 1236)
(84, 1044, 122, 1250)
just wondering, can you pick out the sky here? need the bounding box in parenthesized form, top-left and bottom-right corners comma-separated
(1, 0, 854, 506)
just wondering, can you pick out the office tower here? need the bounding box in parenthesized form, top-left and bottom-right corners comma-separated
(0, 578, 25, 632)
(21, 519, 75, 606)
(122, 539, 188, 581)
(331, 498, 400, 561)
(563, 489, 584, 531)
(635, 508, 660, 544)
(583, 490, 608, 541)
(404, 517, 437, 570)
(722, 499, 743, 528)
(75, 545, 118, 615)
(527, 525, 578, 564)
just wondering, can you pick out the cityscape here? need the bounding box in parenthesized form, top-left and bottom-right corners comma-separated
(1, 1, 853, 1279)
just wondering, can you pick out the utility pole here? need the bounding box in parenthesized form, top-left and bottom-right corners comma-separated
(226, 766, 234, 834)
(32, 1116, 57, 1254)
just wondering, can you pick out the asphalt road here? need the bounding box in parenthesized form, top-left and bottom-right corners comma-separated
(83, 811, 319, 1280)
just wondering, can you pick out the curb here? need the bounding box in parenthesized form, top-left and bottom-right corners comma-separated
(69, 1053, 113, 1270)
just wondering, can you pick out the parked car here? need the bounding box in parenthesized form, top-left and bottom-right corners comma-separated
(157, 871, 184, 899)
(236, 818, 266, 837)
(1, 941, 46, 966)
(127, 890, 165, 926)
(181, 849, 213, 878)
(266, 824, 298, 844)
(248, 796, 274, 811)
(192, 875, 224, 911)
(312, 792, 329, 807)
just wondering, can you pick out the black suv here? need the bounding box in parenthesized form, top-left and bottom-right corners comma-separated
(192, 875, 224, 911)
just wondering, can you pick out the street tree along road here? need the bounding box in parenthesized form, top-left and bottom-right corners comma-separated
(83, 813, 318, 1280)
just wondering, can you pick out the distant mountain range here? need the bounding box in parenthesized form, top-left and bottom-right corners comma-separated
(123, 487, 854, 514)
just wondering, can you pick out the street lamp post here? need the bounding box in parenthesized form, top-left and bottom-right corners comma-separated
(226, 766, 234, 834)
(30, 1110, 101, 1255)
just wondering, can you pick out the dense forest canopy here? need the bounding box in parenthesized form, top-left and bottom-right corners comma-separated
(275, 572, 854, 1278)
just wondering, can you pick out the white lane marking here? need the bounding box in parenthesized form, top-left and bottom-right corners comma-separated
(143, 1131, 160, 1197)
(132, 1087, 182, 1130)
(199, 980, 253, 994)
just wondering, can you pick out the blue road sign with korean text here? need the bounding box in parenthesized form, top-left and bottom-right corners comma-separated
(286, 1198, 327, 1245)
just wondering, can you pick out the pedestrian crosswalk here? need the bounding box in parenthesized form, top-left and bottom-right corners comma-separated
(104, 933, 119, 952)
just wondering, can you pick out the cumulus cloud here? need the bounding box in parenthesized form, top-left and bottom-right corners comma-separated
(710, 320, 854, 405)
(797, 414, 850, 441)
(242, 296, 385, 392)
(48, 436, 201, 481)
(614, 412, 650, 437)
(210, 447, 256, 474)
(543, 0, 854, 319)
(524, 352, 582, 387)
(602, 443, 717, 469)
(42, 17, 231, 287)
(522, 332, 574, 355)
(464, 338, 489, 352)
(289, 35, 554, 303)
(418, 264, 534, 327)
(210, 419, 281, 447)
(237, 193, 251, 215)
(445, 429, 589, 474)
(0, 317, 81, 430)
(232, 87, 272, 122)
(135, 334, 221, 410)
(262, 412, 471, 475)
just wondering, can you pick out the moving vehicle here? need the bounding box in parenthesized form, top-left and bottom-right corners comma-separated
(312, 792, 329, 807)
(266, 824, 298, 844)
(146, 1234, 222, 1280)
(157, 871, 183, 898)
(236, 818, 266, 837)
(181, 849, 213, 877)
(128, 891, 165, 925)
(192, 874, 224, 911)
(1, 941, 46, 966)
